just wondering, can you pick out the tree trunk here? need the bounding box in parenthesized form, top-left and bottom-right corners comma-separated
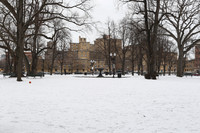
(157, 65, 160, 75)
(60, 50, 65, 75)
(141, 64, 144, 75)
(168, 66, 171, 75)
(24, 53, 30, 75)
(177, 49, 184, 77)
(60, 62, 63, 75)
(50, 42, 56, 75)
(13, 56, 17, 74)
(156, 56, 161, 75)
(16, 41, 24, 81)
(144, 0, 160, 80)
(16, 0, 24, 81)
(31, 55, 38, 74)
(131, 43, 135, 76)
(131, 58, 134, 76)
(138, 62, 141, 75)
(137, 45, 143, 75)
(122, 55, 125, 75)
(108, 42, 111, 75)
(163, 64, 166, 76)
(108, 56, 111, 74)
(146, 43, 156, 79)
(5, 51, 9, 73)
(31, 7, 39, 75)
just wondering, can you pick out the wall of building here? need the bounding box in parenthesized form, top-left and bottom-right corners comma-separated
(195, 45, 200, 72)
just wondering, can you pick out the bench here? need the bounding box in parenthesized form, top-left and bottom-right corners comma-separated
(3, 73, 11, 77)
(184, 73, 193, 77)
(3, 73, 24, 77)
(27, 73, 43, 78)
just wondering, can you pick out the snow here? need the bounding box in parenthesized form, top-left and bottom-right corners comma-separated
(0, 75, 200, 133)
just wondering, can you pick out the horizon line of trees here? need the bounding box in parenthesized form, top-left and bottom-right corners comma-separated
(117, 0, 200, 79)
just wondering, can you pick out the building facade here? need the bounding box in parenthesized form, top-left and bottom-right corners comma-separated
(195, 45, 200, 73)
(44, 36, 123, 73)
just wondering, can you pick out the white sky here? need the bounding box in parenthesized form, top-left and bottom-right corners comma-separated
(71, 0, 127, 43)
(0, 0, 126, 55)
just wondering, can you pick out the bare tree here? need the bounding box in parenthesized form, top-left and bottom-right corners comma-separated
(129, 22, 146, 76)
(0, 0, 92, 81)
(120, 0, 165, 79)
(160, 0, 200, 77)
(0, 2, 17, 74)
(129, 28, 136, 75)
(95, 20, 116, 74)
(57, 31, 70, 75)
(127, 20, 137, 75)
(116, 18, 129, 75)
(49, 19, 62, 75)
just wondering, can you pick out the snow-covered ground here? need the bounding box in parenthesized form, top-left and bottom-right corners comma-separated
(0, 75, 200, 133)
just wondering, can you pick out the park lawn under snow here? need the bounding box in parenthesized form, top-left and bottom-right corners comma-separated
(0, 75, 200, 133)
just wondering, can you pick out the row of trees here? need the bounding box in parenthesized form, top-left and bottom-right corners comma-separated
(0, 0, 92, 81)
(116, 0, 200, 79)
(95, 0, 200, 79)
(94, 19, 175, 76)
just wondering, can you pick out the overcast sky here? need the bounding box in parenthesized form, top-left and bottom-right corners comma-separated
(71, 0, 127, 43)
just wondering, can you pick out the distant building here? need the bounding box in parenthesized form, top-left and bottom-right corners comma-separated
(184, 59, 195, 73)
(69, 35, 122, 73)
(68, 36, 92, 73)
(93, 35, 122, 72)
(45, 41, 69, 72)
(44, 36, 122, 73)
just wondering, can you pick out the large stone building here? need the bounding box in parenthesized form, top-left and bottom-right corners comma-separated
(92, 35, 122, 72)
(44, 36, 180, 75)
(69, 35, 122, 73)
(69, 36, 93, 73)
(44, 36, 122, 73)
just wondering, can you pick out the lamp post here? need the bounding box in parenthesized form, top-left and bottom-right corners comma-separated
(110, 53, 116, 78)
(90, 60, 95, 75)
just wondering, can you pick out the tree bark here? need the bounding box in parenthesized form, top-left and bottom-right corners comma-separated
(163, 64, 166, 76)
(31, 56, 38, 74)
(121, 53, 125, 75)
(144, 0, 160, 79)
(16, 0, 24, 81)
(131, 53, 134, 76)
(177, 49, 184, 77)
(50, 42, 56, 75)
